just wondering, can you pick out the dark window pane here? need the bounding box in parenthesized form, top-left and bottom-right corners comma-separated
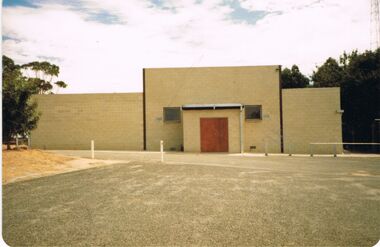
(245, 105, 262, 120)
(163, 107, 181, 122)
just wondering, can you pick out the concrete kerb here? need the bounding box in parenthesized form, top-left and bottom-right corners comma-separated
(231, 153, 380, 158)
(49, 150, 380, 160)
(92, 151, 380, 158)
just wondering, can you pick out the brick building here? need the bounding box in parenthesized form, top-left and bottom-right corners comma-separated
(31, 65, 343, 154)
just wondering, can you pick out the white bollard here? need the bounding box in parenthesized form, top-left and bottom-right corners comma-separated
(333, 143, 337, 157)
(310, 144, 313, 157)
(91, 140, 95, 159)
(28, 136, 31, 149)
(160, 140, 164, 162)
(264, 139, 268, 156)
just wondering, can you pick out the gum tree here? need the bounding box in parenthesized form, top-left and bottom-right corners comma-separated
(21, 61, 67, 94)
(2, 56, 40, 149)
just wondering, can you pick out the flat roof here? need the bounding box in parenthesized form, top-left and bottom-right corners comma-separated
(144, 65, 280, 70)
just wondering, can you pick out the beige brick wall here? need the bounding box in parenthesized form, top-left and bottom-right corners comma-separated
(29, 69, 342, 154)
(144, 66, 282, 152)
(30, 93, 143, 150)
(282, 88, 343, 154)
(183, 109, 241, 153)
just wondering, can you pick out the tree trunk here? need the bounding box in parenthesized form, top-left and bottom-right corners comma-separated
(7, 142, 11, 150)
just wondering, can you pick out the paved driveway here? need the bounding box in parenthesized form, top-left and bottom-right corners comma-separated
(3, 152, 380, 246)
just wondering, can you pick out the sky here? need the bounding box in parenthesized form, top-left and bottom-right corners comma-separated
(2, 0, 371, 93)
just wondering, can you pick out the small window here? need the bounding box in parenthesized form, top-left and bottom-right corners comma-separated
(163, 107, 181, 122)
(245, 105, 262, 120)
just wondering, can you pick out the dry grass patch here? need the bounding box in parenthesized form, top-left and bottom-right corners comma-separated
(2, 148, 73, 184)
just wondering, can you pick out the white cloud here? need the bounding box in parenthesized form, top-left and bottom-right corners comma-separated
(240, 0, 323, 12)
(2, 0, 371, 93)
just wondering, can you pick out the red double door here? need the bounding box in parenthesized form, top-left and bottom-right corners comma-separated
(200, 118, 229, 152)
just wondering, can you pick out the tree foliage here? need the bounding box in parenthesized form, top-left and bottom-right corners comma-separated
(21, 61, 67, 94)
(281, 65, 310, 88)
(312, 49, 380, 148)
(311, 58, 344, 87)
(2, 56, 40, 149)
(2, 56, 69, 149)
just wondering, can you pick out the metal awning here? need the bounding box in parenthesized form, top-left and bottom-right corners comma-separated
(182, 103, 242, 110)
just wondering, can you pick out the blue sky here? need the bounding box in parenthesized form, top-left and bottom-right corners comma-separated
(3, 0, 38, 7)
(3, 0, 272, 25)
(2, 0, 370, 93)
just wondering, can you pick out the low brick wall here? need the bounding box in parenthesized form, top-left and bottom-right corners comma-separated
(31, 93, 143, 150)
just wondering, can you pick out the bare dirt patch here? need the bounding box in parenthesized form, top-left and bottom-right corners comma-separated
(2, 149, 122, 184)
